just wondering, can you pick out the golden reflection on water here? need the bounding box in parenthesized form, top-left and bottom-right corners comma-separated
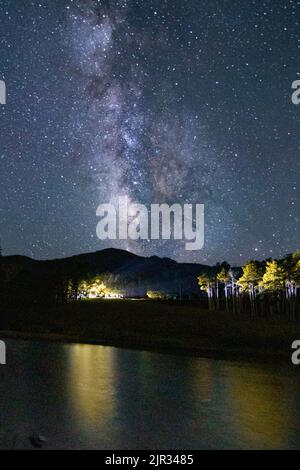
(192, 359, 214, 402)
(224, 363, 296, 448)
(68, 344, 116, 427)
(65, 344, 299, 448)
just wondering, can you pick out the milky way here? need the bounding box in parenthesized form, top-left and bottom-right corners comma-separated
(0, 0, 299, 264)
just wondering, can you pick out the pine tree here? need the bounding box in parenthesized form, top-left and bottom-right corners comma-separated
(237, 261, 263, 318)
(198, 273, 216, 311)
(217, 267, 231, 311)
(260, 260, 287, 291)
(237, 261, 262, 292)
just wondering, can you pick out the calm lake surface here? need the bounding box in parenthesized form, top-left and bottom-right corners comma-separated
(0, 338, 299, 449)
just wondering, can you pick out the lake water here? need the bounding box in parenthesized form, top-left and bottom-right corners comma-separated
(0, 338, 299, 449)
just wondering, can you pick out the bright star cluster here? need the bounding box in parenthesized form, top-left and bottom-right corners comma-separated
(0, 0, 299, 264)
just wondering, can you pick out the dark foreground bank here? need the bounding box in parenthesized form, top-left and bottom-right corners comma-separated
(0, 299, 299, 362)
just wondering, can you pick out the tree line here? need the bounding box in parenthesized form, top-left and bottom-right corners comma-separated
(198, 250, 300, 319)
(0, 243, 299, 320)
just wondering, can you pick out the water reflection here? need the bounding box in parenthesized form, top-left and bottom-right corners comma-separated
(68, 344, 116, 427)
(1, 339, 300, 449)
(192, 359, 214, 403)
(224, 363, 298, 448)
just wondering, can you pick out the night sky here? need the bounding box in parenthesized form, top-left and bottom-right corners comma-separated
(0, 0, 299, 264)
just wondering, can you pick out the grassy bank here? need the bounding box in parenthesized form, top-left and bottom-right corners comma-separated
(1, 299, 299, 361)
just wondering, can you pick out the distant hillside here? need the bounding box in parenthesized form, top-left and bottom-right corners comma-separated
(2, 248, 215, 296)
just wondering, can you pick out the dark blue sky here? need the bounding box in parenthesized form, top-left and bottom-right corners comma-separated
(0, 0, 299, 264)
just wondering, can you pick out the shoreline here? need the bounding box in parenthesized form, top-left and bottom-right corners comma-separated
(0, 328, 291, 364)
(1, 299, 297, 366)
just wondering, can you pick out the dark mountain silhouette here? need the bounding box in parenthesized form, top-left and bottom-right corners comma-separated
(1, 248, 215, 299)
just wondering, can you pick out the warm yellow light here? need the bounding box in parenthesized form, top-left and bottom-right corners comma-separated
(77, 277, 123, 299)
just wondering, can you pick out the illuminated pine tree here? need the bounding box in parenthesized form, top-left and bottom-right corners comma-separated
(237, 261, 262, 292)
(198, 273, 217, 310)
(290, 251, 300, 287)
(217, 267, 231, 285)
(217, 267, 231, 311)
(260, 260, 287, 292)
(293, 260, 300, 286)
(237, 261, 262, 317)
(284, 252, 300, 313)
(198, 274, 213, 294)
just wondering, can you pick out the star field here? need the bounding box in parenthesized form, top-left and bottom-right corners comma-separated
(0, 0, 299, 264)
